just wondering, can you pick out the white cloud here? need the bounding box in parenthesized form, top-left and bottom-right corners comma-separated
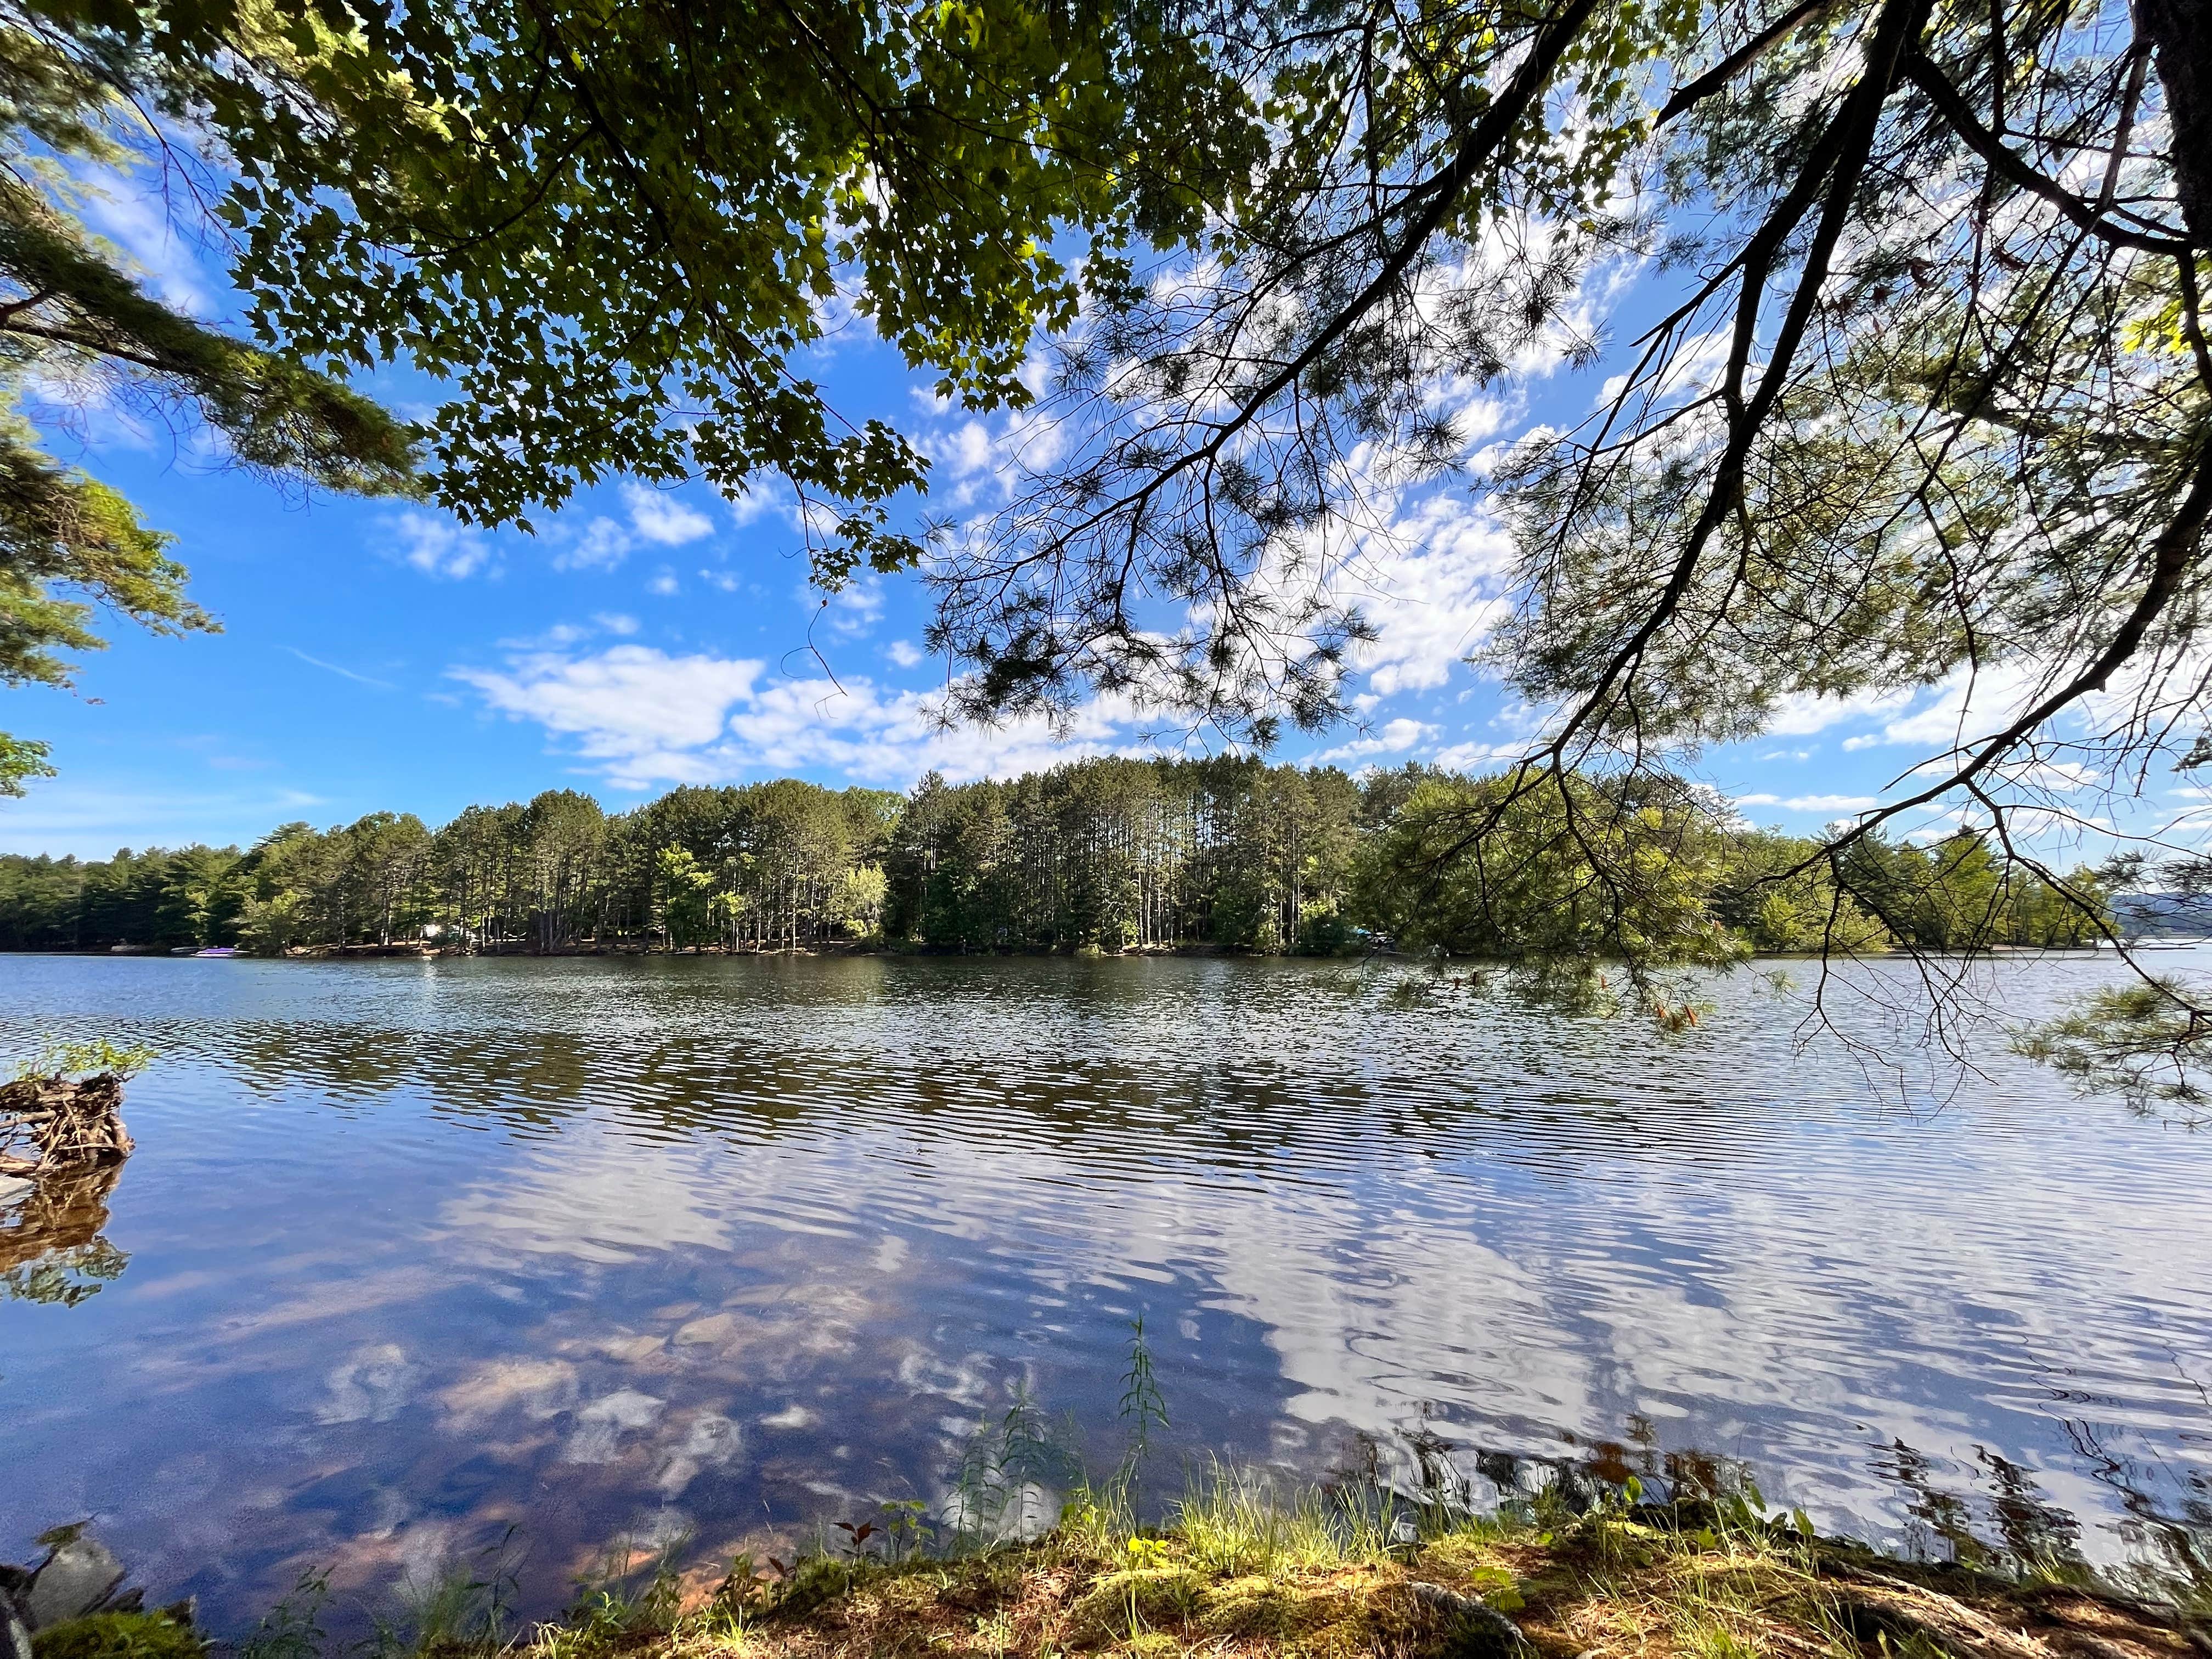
(726, 485, 793, 529)
(452, 647, 766, 786)
(1343, 493, 1517, 697)
(918, 392, 1068, 510)
(77, 170, 211, 315)
(593, 612, 640, 636)
(1486, 699, 1551, 739)
(1837, 664, 2041, 751)
(1595, 325, 1733, 413)
(1993, 759, 2096, 793)
(1894, 804, 2113, 845)
(527, 489, 718, 575)
(819, 579, 884, 639)
(387, 511, 496, 580)
(648, 568, 680, 597)
(2002, 806, 2114, 837)
(1900, 809, 1976, 842)
(1764, 686, 1915, 737)
(551, 516, 631, 572)
(1313, 718, 1437, 763)
(946, 420, 996, 476)
(282, 646, 396, 691)
(1733, 793, 1878, 815)
(624, 484, 716, 547)
(902, 279, 1530, 716)
(1431, 739, 1527, 771)
(499, 621, 593, 649)
(887, 640, 926, 669)
(450, 643, 1170, 789)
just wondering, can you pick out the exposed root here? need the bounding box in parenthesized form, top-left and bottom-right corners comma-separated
(0, 1074, 133, 1177)
(1816, 1554, 2200, 1659)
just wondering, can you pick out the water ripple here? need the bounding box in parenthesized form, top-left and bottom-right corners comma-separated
(1, 952, 2208, 1631)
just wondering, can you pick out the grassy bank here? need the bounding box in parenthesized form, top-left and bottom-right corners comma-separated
(40, 1472, 2208, 1659)
(601, 1499, 2203, 1659)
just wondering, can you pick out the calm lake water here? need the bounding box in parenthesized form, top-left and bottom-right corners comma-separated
(2, 953, 2208, 1628)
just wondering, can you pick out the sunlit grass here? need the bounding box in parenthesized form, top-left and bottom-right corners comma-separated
(179, 1493, 2202, 1659)
(1172, 1459, 1358, 1576)
(132, 1424, 2204, 1659)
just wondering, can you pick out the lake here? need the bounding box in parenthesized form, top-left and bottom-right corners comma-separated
(2, 952, 2207, 1629)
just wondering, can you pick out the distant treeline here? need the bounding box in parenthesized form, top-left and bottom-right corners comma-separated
(0, 759, 2108, 958)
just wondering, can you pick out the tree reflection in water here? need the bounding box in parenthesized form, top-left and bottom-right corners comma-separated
(1, 1162, 128, 1306)
(7, 953, 2208, 1632)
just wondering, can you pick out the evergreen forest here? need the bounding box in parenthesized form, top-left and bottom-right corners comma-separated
(0, 760, 2109, 961)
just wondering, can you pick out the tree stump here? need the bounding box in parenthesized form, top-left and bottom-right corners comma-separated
(0, 1074, 133, 1178)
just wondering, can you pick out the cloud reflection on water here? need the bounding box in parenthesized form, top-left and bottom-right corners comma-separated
(2, 953, 2208, 1631)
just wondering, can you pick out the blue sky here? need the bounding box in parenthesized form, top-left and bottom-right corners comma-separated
(0, 176, 2129, 860)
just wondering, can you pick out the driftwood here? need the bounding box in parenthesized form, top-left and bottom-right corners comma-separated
(0, 1073, 133, 1177)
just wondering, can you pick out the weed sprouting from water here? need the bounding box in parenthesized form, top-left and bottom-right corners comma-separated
(1385, 975, 1434, 1008)
(235, 1572, 331, 1659)
(535, 1533, 685, 1659)
(385, 1531, 523, 1656)
(9, 1037, 156, 1082)
(946, 1378, 1085, 1550)
(1111, 1316, 1170, 1506)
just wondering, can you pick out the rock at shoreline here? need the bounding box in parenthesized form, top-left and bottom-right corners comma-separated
(1, 1531, 199, 1659)
(1408, 1581, 1527, 1658)
(2, 1567, 33, 1659)
(21, 1539, 127, 1634)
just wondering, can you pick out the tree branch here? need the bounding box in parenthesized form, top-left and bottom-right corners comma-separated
(1900, 52, 2195, 253)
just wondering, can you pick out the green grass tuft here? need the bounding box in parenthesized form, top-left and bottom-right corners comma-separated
(32, 1612, 202, 1659)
